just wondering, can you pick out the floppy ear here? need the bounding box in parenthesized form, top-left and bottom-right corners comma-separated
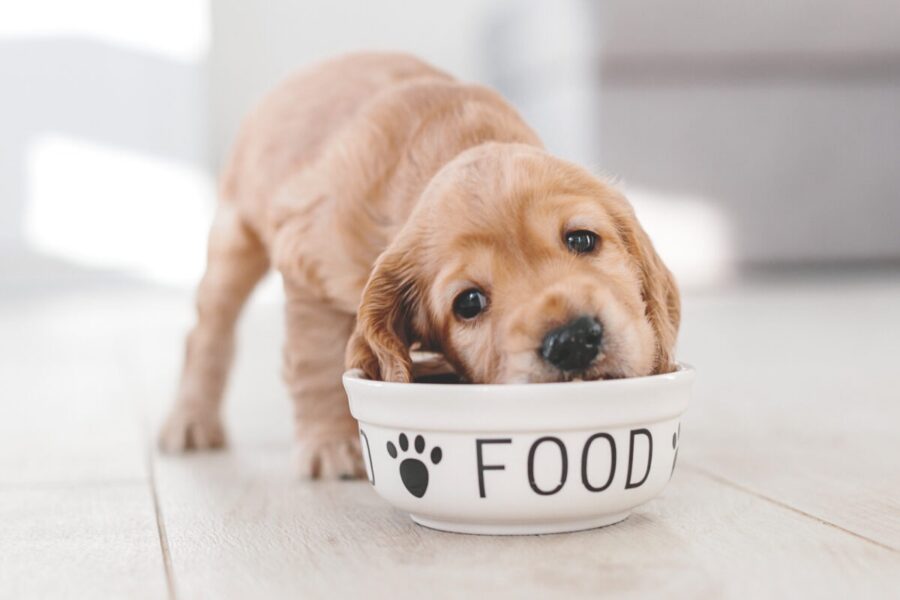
(346, 246, 423, 383)
(613, 201, 681, 374)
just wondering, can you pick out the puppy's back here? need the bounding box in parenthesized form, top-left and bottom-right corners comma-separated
(221, 52, 451, 214)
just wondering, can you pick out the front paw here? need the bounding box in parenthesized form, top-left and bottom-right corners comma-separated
(158, 406, 227, 453)
(294, 434, 365, 480)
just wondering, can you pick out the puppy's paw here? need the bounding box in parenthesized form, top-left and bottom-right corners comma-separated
(294, 434, 365, 480)
(158, 406, 227, 453)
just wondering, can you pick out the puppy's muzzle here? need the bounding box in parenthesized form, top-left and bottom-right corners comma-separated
(539, 315, 603, 372)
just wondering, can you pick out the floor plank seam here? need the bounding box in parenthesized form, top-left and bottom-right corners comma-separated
(682, 463, 900, 554)
(147, 448, 178, 600)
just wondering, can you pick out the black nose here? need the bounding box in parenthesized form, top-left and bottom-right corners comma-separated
(540, 316, 603, 372)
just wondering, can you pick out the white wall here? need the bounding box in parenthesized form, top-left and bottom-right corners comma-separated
(0, 0, 213, 284)
(208, 0, 508, 170)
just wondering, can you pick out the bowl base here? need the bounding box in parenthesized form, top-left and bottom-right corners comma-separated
(409, 511, 630, 536)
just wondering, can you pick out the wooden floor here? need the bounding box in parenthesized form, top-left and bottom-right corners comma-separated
(2, 270, 899, 599)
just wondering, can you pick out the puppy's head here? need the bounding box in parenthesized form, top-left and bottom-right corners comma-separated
(347, 143, 680, 383)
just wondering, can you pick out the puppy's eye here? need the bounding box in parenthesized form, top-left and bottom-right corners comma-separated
(452, 288, 488, 320)
(565, 230, 599, 254)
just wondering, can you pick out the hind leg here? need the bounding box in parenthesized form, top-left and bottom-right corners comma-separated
(282, 281, 364, 479)
(159, 205, 269, 452)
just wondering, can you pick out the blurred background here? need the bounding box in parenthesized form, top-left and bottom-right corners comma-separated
(2, 2, 900, 597)
(4, 0, 899, 292)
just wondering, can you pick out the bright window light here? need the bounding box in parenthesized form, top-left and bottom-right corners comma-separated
(25, 134, 214, 285)
(624, 186, 735, 289)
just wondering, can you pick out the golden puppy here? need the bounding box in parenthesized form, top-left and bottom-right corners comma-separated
(159, 52, 680, 478)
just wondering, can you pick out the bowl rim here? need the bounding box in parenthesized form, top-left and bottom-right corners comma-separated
(343, 362, 694, 392)
(343, 363, 694, 432)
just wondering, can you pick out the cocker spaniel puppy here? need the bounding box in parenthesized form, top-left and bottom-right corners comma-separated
(159, 52, 680, 478)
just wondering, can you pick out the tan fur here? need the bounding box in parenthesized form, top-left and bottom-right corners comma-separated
(159, 52, 679, 478)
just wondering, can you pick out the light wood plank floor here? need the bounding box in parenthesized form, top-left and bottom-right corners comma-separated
(2, 271, 899, 599)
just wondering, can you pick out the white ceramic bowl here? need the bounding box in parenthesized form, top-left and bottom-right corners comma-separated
(342, 365, 694, 535)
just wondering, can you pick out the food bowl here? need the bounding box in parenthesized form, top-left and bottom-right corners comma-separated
(342, 364, 694, 535)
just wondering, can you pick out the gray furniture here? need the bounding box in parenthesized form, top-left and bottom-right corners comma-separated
(490, 0, 900, 265)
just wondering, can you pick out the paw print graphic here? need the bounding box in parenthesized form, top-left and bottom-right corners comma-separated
(386, 433, 442, 498)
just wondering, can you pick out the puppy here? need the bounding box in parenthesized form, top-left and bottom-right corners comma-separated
(159, 52, 680, 478)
